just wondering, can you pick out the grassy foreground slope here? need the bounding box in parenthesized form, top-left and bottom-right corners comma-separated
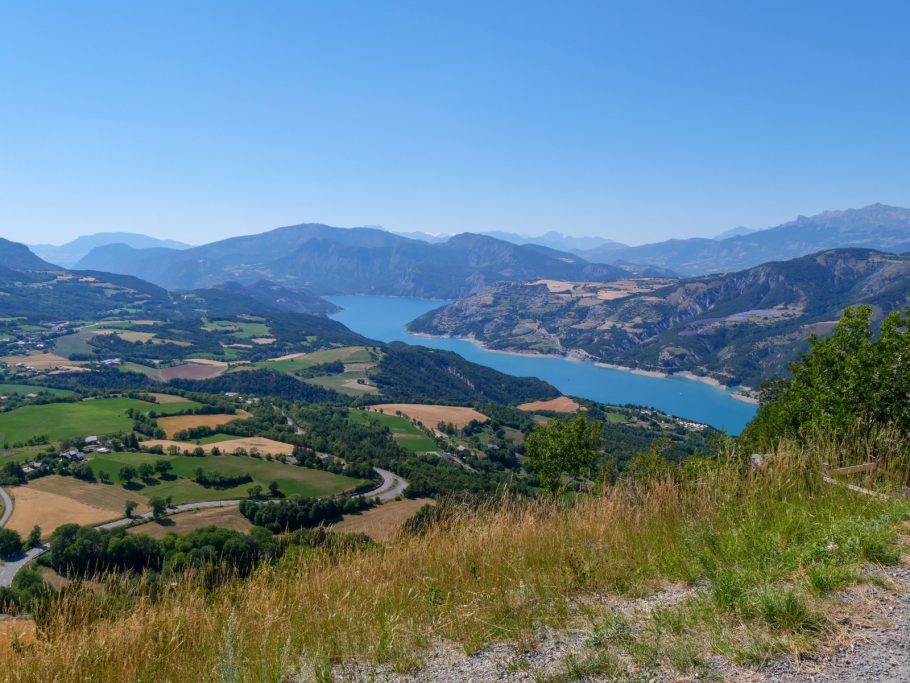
(3, 442, 907, 681)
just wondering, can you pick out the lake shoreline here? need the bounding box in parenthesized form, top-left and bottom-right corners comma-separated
(331, 295, 757, 433)
(409, 329, 749, 395)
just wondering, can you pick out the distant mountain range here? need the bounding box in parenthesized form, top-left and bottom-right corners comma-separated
(25, 203, 910, 291)
(390, 228, 625, 253)
(713, 226, 760, 240)
(574, 204, 910, 275)
(0, 237, 57, 271)
(0, 241, 335, 321)
(75, 224, 627, 297)
(30, 232, 191, 268)
(408, 248, 910, 387)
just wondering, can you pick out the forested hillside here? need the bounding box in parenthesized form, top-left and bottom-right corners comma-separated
(75, 224, 625, 297)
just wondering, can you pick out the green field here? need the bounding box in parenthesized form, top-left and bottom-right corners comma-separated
(0, 443, 48, 463)
(87, 452, 366, 504)
(52, 330, 97, 358)
(0, 397, 202, 444)
(119, 362, 162, 378)
(348, 409, 437, 452)
(256, 346, 377, 375)
(0, 383, 75, 398)
(203, 320, 271, 339)
(255, 357, 317, 374)
(305, 371, 377, 395)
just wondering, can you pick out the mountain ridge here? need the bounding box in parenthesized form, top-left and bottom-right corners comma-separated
(30, 232, 191, 268)
(75, 223, 627, 297)
(577, 203, 910, 274)
(408, 247, 910, 387)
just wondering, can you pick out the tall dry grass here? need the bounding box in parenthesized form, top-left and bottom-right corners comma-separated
(2, 439, 908, 682)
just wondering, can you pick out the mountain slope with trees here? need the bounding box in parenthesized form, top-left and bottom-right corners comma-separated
(75, 224, 626, 297)
(409, 248, 910, 387)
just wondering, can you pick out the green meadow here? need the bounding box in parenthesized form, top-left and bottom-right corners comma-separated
(0, 397, 201, 444)
(87, 451, 366, 504)
(348, 408, 437, 452)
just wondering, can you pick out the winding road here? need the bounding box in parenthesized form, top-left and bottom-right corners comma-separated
(0, 468, 407, 589)
(0, 485, 12, 528)
(360, 467, 408, 501)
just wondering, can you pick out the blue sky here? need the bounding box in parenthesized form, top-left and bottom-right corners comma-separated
(1, 1, 908, 246)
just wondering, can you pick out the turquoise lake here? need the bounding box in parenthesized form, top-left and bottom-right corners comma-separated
(328, 295, 757, 434)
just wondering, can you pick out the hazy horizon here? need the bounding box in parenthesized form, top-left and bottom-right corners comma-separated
(25, 200, 905, 250)
(3, 2, 909, 245)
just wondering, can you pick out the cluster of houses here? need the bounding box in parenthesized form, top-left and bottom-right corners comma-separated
(0, 320, 73, 356)
(20, 436, 111, 475)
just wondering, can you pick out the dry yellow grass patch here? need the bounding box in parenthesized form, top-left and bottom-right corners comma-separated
(369, 404, 488, 429)
(528, 278, 671, 301)
(115, 331, 157, 343)
(6, 485, 121, 537)
(530, 279, 576, 293)
(331, 498, 434, 542)
(127, 506, 252, 539)
(517, 396, 582, 413)
(250, 337, 276, 345)
(141, 436, 294, 456)
(0, 619, 36, 664)
(156, 411, 251, 437)
(183, 358, 229, 367)
(146, 392, 188, 404)
(29, 476, 150, 518)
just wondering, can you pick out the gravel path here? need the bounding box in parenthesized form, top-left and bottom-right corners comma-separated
(756, 565, 910, 683)
(326, 567, 910, 682)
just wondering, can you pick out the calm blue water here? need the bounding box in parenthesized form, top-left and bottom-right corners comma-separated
(328, 295, 757, 434)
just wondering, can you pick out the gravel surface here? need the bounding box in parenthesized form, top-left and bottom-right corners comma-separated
(755, 565, 910, 683)
(321, 566, 910, 682)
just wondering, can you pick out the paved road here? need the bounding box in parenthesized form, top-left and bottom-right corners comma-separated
(0, 485, 12, 528)
(0, 544, 48, 588)
(0, 469, 409, 589)
(0, 499, 246, 589)
(359, 467, 409, 501)
(284, 409, 410, 501)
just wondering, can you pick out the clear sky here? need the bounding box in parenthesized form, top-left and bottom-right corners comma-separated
(1, 1, 909, 246)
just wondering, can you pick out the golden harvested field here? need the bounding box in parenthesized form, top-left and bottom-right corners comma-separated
(0, 619, 36, 663)
(6, 485, 121, 537)
(369, 404, 488, 429)
(269, 346, 372, 363)
(517, 396, 583, 413)
(331, 498, 434, 542)
(29, 475, 150, 517)
(0, 353, 84, 371)
(157, 411, 251, 437)
(115, 331, 157, 343)
(142, 436, 295, 456)
(159, 360, 228, 381)
(127, 505, 252, 539)
(529, 279, 672, 301)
